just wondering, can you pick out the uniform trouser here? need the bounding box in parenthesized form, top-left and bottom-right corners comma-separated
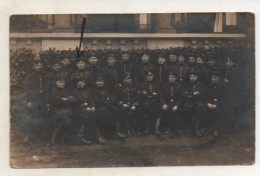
(52, 110, 72, 143)
(136, 106, 158, 134)
(183, 102, 205, 131)
(161, 109, 179, 133)
(204, 108, 220, 131)
(119, 108, 138, 135)
(92, 108, 114, 138)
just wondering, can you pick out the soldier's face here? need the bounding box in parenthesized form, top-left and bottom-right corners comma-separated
(157, 57, 166, 65)
(178, 56, 185, 63)
(168, 75, 177, 83)
(77, 61, 85, 70)
(146, 74, 154, 82)
(141, 55, 149, 63)
(33, 63, 43, 71)
(77, 81, 85, 89)
(208, 60, 215, 66)
(95, 80, 104, 87)
(89, 57, 98, 65)
(196, 58, 204, 65)
(124, 77, 132, 85)
(211, 75, 220, 84)
(52, 63, 62, 71)
(190, 75, 198, 83)
(169, 54, 177, 62)
(122, 54, 129, 62)
(107, 57, 116, 66)
(56, 80, 66, 88)
(188, 57, 196, 64)
(61, 58, 70, 66)
(225, 59, 234, 68)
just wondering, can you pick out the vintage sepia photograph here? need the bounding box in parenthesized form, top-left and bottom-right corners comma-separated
(10, 13, 255, 168)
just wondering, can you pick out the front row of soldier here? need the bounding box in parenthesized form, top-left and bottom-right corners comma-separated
(47, 70, 222, 145)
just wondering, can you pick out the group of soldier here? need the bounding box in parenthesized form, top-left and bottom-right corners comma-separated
(22, 47, 236, 145)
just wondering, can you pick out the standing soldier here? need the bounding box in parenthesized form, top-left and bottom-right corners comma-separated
(195, 56, 207, 83)
(86, 55, 103, 89)
(183, 73, 206, 136)
(60, 56, 74, 89)
(50, 79, 74, 145)
(160, 73, 182, 135)
(24, 59, 50, 143)
(135, 53, 154, 89)
(117, 73, 140, 136)
(45, 59, 63, 106)
(118, 52, 134, 83)
(138, 71, 160, 135)
(71, 59, 90, 89)
(155, 54, 168, 85)
(167, 53, 178, 75)
(104, 54, 126, 139)
(176, 55, 189, 84)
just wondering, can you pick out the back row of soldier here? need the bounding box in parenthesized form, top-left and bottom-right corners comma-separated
(24, 48, 236, 145)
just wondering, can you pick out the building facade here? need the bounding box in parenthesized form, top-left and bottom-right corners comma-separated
(10, 13, 254, 54)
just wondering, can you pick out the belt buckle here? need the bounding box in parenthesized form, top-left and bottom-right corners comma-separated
(170, 99, 174, 102)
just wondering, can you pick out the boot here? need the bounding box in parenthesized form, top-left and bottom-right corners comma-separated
(117, 132, 126, 138)
(51, 129, 59, 145)
(196, 128, 202, 136)
(98, 136, 106, 145)
(155, 118, 161, 135)
(213, 129, 218, 136)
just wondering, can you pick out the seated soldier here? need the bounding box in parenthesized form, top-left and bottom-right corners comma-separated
(89, 75, 115, 144)
(72, 77, 92, 145)
(139, 71, 160, 135)
(206, 74, 224, 136)
(50, 79, 74, 145)
(160, 73, 182, 135)
(183, 73, 206, 136)
(117, 73, 140, 136)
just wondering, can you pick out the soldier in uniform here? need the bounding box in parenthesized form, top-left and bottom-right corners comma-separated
(24, 60, 50, 143)
(89, 75, 114, 144)
(176, 55, 189, 84)
(155, 55, 168, 85)
(71, 77, 93, 144)
(183, 73, 206, 136)
(50, 79, 74, 145)
(135, 53, 154, 89)
(205, 74, 224, 136)
(45, 59, 63, 106)
(104, 54, 126, 139)
(117, 73, 140, 136)
(71, 59, 91, 89)
(86, 55, 103, 89)
(118, 52, 134, 83)
(160, 73, 182, 135)
(138, 71, 160, 135)
(60, 56, 74, 89)
(195, 56, 207, 83)
(167, 53, 178, 75)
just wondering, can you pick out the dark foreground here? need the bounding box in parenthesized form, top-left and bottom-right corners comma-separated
(10, 127, 254, 168)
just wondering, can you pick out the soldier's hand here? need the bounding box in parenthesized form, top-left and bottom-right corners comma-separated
(86, 107, 91, 112)
(62, 98, 68, 101)
(162, 104, 168, 110)
(46, 104, 50, 108)
(130, 106, 136, 111)
(194, 91, 200, 95)
(143, 90, 147, 95)
(27, 102, 32, 108)
(91, 107, 95, 112)
(152, 92, 157, 96)
(123, 104, 129, 108)
(172, 105, 178, 111)
(224, 79, 229, 83)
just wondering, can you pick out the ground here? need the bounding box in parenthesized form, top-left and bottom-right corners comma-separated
(10, 127, 254, 168)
